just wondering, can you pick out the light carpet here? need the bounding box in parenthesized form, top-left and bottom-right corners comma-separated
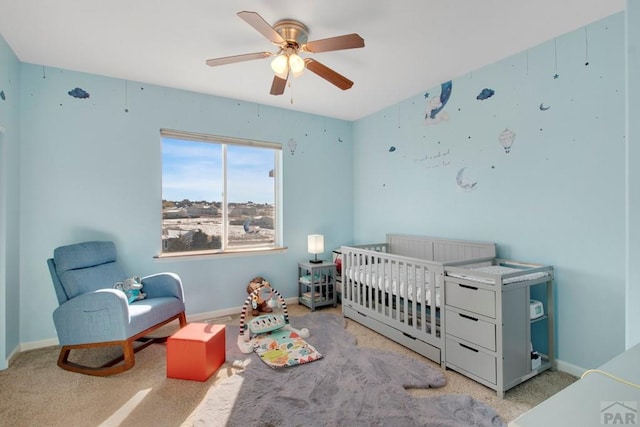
(190, 312, 505, 427)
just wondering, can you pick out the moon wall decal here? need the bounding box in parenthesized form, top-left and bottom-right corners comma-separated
(456, 167, 478, 191)
(425, 81, 452, 124)
(539, 103, 550, 111)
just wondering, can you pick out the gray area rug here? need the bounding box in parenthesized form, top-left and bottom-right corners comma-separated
(191, 312, 505, 427)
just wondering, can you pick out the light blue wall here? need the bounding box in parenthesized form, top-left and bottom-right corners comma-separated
(627, 0, 640, 348)
(16, 64, 353, 344)
(0, 34, 21, 367)
(353, 13, 626, 368)
(1, 10, 634, 371)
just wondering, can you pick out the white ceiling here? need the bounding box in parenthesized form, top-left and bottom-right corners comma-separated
(0, 1, 626, 121)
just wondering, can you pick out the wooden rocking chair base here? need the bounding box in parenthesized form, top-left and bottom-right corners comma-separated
(57, 311, 187, 376)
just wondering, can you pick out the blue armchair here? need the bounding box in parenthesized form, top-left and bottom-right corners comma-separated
(47, 241, 187, 376)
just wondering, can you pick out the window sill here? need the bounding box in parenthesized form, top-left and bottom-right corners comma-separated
(154, 246, 288, 261)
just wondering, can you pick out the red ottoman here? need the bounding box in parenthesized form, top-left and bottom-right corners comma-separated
(167, 323, 226, 381)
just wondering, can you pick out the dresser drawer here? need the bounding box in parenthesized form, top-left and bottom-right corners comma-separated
(445, 281, 495, 318)
(445, 310, 496, 351)
(446, 338, 496, 385)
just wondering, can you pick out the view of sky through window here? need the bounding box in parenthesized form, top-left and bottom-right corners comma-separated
(162, 138, 274, 203)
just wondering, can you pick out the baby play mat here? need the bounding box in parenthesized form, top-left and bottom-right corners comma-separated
(252, 328, 322, 368)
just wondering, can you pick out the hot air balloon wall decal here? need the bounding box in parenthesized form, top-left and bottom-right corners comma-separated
(499, 128, 516, 154)
(287, 138, 297, 156)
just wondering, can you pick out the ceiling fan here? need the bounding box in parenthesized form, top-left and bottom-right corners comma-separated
(205, 11, 365, 96)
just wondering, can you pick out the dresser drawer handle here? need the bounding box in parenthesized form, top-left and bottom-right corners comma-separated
(459, 313, 478, 322)
(458, 284, 478, 291)
(459, 343, 479, 353)
(403, 332, 417, 340)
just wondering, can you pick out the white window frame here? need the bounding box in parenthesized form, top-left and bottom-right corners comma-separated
(159, 128, 284, 258)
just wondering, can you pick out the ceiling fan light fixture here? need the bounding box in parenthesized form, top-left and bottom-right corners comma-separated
(271, 54, 288, 75)
(206, 11, 365, 95)
(289, 53, 305, 73)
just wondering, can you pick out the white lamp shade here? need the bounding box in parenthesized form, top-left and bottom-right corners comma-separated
(289, 53, 305, 73)
(271, 54, 288, 75)
(307, 234, 324, 255)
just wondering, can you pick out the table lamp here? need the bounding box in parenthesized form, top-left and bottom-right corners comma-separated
(307, 234, 324, 264)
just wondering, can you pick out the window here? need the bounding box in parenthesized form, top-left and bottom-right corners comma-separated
(160, 129, 282, 256)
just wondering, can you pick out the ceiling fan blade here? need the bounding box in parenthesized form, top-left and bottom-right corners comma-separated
(270, 75, 288, 96)
(303, 33, 364, 53)
(206, 52, 271, 67)
(237, 11, 284, 45)
(304, 58, 354, 90)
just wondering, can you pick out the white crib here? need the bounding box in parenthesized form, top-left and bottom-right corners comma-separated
(341, 234, 496, 366)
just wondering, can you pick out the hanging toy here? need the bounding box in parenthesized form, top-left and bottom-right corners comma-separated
(246, 276, 274, 316)
(237, 287, 309, 354)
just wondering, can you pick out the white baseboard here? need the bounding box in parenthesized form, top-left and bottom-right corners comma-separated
(188, 307, 243, 323)
(3, 343, 23, 369)
(187, 297, 299, 323)
(12, 297, 299, 355)
(555, 358, 586, 378)
(20, 338, 58, 352)
(13, 297, 586, 381)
